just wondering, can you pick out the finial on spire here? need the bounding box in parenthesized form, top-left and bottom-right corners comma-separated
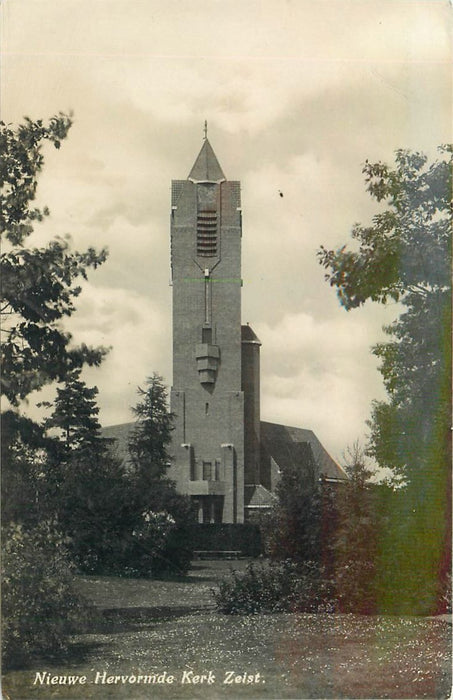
(203, 120, 208, 140)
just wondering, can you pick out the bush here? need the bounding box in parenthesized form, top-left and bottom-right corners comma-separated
(126, 509, 186, 577)
(214, 560, 337, 615)
(333, 559, 377, 614)
(77, 491, 195, 578)
(2, 522, 93, 669)
(215, 556, 452, 617)
(148, 491, 195, 577)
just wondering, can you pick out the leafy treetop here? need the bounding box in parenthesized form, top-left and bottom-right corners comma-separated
(318, 146, 451, 310)
(0, 114, 109, 404)
(318, 147, 451, 471)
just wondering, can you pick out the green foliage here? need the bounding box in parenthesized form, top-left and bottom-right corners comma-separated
(241, 441, 449, 615)
(2, 522, 93, 670)
(329, 445, 382, 611)
(128, 373, 174, 483)
(318, 147, 451, 310)
(1, 115, 108, 405)
(318, 146, 451, 477)
(318, 146, 451, 610)
(214, 560, 336, 615)
(43, 368, 112, 457)
(1, 411, 51, 526)
(265, 444, 322, 563)
(125, 374, 196, 575)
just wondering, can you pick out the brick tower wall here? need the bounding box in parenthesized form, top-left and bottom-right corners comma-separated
(169, 175, 244, 523)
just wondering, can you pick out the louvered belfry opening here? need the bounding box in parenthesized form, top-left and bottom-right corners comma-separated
(197, 209, 218, 257)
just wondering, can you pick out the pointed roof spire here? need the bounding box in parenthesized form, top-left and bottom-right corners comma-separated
(188, 129, 226, 183)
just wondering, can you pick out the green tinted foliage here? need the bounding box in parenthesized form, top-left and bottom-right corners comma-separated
(214, 560, 341, 615)
(266, 446, 322, 563)
(318, 146, 452, 614)
(319, 147, 452, 482)
(318, 147, 451, 310)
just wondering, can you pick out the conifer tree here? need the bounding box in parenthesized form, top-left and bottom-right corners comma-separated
(127, 374, 195, 574)
(43, 368, 109, 457)
(43, 371, 128, 571)
(128, 373, 174, 488)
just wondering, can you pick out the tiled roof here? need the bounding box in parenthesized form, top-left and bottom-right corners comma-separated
(101, 422, 135, 464)
(244, 484, 277, 508)
(260, 421, 347, 482)
(101, 420, 347, 483)
(241, 324, 262, 344)
(188, 138, 226, 183)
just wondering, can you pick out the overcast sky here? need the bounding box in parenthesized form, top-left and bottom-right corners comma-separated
(2, 0, 451, 463)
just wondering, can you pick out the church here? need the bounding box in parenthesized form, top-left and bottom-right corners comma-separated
(104, 133, 347, 525)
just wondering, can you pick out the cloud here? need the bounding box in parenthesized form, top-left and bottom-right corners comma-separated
(253, 309, 391, 459)
(61, 281, 171, 426)
(4, 0, 451, 461)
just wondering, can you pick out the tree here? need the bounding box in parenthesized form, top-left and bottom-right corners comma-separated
(2, 522, 92, 670)
(41, 370, 131, 571)
(265, 444, 323, 563)
(127, 374, 195, 575)
(128, 373, 174, 487)
(1, 411, 50, 526)
(0, 115, 111, 660)
(318, 146, 452, 613)
(318, 146, 451, 481)
(1, 114, 108, 406)
(42, 368, 110, 456)
(331, 443, 383, 613)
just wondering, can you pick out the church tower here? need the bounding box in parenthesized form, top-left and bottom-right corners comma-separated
(169, 132, 245, 523)
(102, 131, 347, 532)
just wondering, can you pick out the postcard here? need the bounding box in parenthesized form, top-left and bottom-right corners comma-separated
(1, 1, 451, 698)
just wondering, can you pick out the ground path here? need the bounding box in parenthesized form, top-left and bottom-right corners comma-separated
(3, 559, 451, 699)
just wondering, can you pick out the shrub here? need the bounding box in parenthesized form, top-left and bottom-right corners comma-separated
(214, 560, 337, 615)
(2, 522, 92, 669)
(80, 492, 195, 578)
(333, 559, 377, 614)
(148, 490, 195, 577)
(128, 510, 178, 576)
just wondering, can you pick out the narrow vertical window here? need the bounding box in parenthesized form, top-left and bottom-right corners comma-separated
(197, 210, 217, 256)
(202, 327, 212, 343)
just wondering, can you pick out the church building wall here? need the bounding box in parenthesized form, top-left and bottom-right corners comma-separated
(169, 144, 245, 523)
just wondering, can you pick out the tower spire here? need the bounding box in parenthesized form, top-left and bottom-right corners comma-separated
(188, 132, 226, 183)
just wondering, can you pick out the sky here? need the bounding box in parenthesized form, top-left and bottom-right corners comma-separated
(2, 0, 452, 464)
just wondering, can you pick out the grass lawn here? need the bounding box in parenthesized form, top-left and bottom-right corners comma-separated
(3, 559, 451, 699)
